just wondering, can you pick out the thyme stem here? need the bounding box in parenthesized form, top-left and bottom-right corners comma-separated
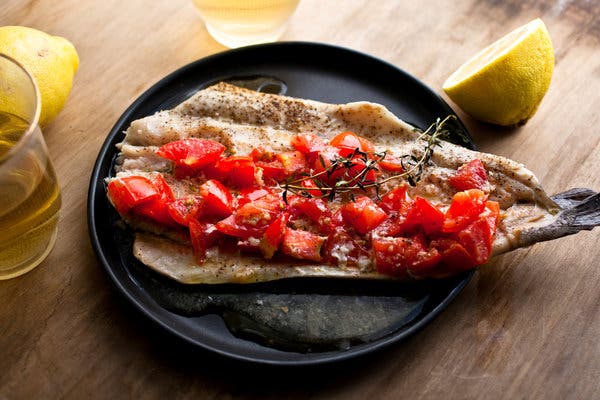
(281, 115, 459, 202)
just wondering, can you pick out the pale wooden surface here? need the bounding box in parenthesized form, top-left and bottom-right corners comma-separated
(1, 0, 599, 398)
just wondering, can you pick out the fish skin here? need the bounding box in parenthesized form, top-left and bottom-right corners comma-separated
(109, 82, 599, 284)
(517, 189, 600, 249)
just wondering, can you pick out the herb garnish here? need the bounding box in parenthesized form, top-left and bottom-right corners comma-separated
(281, 115, 460, 203)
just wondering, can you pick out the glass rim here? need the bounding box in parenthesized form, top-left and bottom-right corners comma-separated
(0, 53, 42, 164)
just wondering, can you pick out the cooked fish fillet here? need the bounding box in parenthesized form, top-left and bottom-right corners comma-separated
(110, 82, 599, 284)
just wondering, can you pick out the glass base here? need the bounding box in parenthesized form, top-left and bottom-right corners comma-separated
(205, 22, 288, 48)
(0, 215, 59, 280)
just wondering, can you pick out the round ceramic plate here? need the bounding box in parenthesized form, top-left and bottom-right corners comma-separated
(88, 42, 474, 366)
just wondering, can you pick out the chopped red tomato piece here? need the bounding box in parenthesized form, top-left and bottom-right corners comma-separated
(289, 196, 331, 228)
(260, 212, 290, 259)
(156, 139, 225, 173)
(134, 174, 177, 226)
(167, 196, 204, 226)
(443, 189, 488, 232)
(373, 235, 440, 278)
(347, 154, 378, 183)
(212, 156, 256, 188)
(250, 147, 286, 181)
(457, 201, 500, 264)
(276, 151, 307, 176)
(330, 131, 375, 156)
(341, 196, 387, 235)
(189, 220, 221, 264)
(236, 187, 274, 207)
(312, 145, 342, 176)
(322, 228, 370, 266)
(403, 196, 445, 235)
(290, 132, 326, 155)
(215, 215, 266, 238)
(379, 185, 409, 212)
(430, 238, 477, 277)
(300, 179, 323, 197)
(448, 159, 489, 191)
(281, 228, 326, 262)
(378, 154, 404, 172)
(107, 176, 160, 214)
(249, 146, 275, 162)
(258, 160, 287, 182)
(234, 193, 285, 229)
(199, 179, 233, 218)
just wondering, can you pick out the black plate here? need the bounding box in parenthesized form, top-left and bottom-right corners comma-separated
(88, 42, 474, 366)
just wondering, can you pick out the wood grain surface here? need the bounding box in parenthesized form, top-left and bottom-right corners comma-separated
(1, 0, 599, 399)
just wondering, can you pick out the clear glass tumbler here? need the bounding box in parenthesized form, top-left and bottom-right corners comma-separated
(0, 54, 61, 279)
(192, 0, 300, 48)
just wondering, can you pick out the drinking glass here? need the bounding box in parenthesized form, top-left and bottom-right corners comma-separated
(192, 0, 301, 48)
(0, 54, 61, 279)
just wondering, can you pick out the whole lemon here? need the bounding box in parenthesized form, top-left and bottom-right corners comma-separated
(443, 19, 554, 127)
(0, 26, 79, 127)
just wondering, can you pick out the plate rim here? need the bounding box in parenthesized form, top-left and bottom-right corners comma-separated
(87, 41, 474, 366)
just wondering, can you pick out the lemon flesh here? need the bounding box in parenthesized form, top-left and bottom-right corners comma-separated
(0, 26, 79, 127)
(443, 18, 554, 127)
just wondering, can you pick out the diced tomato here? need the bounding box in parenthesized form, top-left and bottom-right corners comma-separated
(281, 228, 326, 262)
(212, 156, 257, 188)
(289, 196, 331, 228)
(156, 139, 225, 173)
(167, 196, 204, 226)
(322, 228, 371, 266)
(249, 146, 275, 162)
(236, 187, 274, 207)
(448, 159, 489, 191)
(258, 160, 287, 182)
(199, 179, 233, 218)
(347, 154, 378, 184)
(107, 176, 160, 214)
(330, 131, 375, 156)
(372, 213, 407, 237)
(378, 153, 404, 172)
(189, 220, 221, 264)
(379, 185, 409, 213)
(341, 196, 387, 235)
(373, 235, 440, 278)
(443, 189, 488, 232)
(260, 212, 290, 259)
(290, 132, 326, 155)
(430, 238, 477, 277)
(312, 145, 342, 177)
(134, 174, 177, 226)
(257, 151, 307, 182)
(276, 151, 307, 176)
(234, 194, 285, 229)
(215, 215, 266, 238)
(300, 179, 323, 197)
(457, 201, 500, 265)
(403, 196, 445, 235)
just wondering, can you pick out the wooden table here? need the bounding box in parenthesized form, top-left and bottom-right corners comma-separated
(2, 0, 599, 398)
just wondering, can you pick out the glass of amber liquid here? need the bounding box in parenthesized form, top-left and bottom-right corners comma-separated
(0, 54, 61, 279)
(192, 0, 300, 48)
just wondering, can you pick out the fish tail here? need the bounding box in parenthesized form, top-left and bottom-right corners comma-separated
(519, 188, 600, 247)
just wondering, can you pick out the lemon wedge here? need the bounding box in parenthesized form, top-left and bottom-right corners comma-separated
(0, 26, 79, 127)
(443, 18, 554, 126)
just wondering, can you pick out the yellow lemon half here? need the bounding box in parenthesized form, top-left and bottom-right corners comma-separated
(443, 18, 554, 127)
(0, 26, 79, 127)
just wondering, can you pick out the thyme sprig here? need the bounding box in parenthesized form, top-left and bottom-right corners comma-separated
(281, 115, 459, 203)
